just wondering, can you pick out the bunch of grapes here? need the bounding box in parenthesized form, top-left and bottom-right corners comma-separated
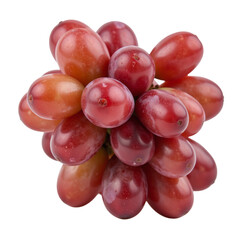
(18, 20, 224, 219)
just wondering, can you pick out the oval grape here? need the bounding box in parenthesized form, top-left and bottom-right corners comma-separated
(144, 164, 194, 218)
(187, 138, 217, 191)
(81, 77, 134, 128)
(101, 156, 148, 219)
(108, 46, 155, 96)
(27, 73, 84, 120)
(161, 76, 224, 120)
(110, 116, 155, 166)
(150, 32, 203, 81)
(49, 20, 90, 59)
(56, 28, 110, 86)
(57, 147, 108, 207)
(161, 87, 205, 137)
(149, 136, 196, 178)
(18, 93, 61, 132)
(97, 21, 138, 56)
(135, 89, 189, 138)
(51, 111, 107, 165)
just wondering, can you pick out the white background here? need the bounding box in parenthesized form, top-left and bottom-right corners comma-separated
(1, 0, 239, 239)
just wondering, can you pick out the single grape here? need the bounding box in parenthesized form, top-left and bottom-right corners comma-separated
(49, 20, 90, 59)
(27, 73, 84, 120)
(42, 132, 55, 160)
(135, 89, 189, 138)
(101, 156, 148, 219)
(149, 136, 196, 178)
(50, 111, 107, 165)
(81, 77, 134, 128)
(144, 164, 194, 218)
(161, 87, 205, 137)
(56, 28, 110, 86)
(161, 76, 224, 120)
(110, 116, 155, 166)
(108, 46, 155, 96)
(18, 93, 61, 132)
(150, 32, 203, 81)
(187, 138, 217, 191)
(57, 147, 108, 207)
(97, 21, 138, 56)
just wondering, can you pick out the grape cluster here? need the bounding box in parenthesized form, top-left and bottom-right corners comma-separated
(18, 20, 224, 219)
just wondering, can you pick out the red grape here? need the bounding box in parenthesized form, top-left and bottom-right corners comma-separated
(187, 138, 217, 191)
(149, 136, 196, 178)
(97, 21, 138, 56)
(27, 73, 84, 120)
(150, 32, 203, 81)
(18, 93, 61, 132)
(144, 164, 194, 218)
(108, 46, 155, 96)
(57, 147, 108, 207)
(42, 132, 55, 160)
(161, 87, 205, 137)
(81, 77, 134, 128)
(135, 89, 189, 138)
(18, 20, 222, 219)
(56, 28, 110, 86)
(161, 76, 224, 120)
(50, 111, 107, 165)
(101, 156, 148, 219)
(110, 116, 155, 166)
(49, 20, 90, 59)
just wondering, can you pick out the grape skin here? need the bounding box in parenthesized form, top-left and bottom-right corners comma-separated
(81, 77, 135, 128)
(110, 116, 155, 166)
(135, 89, 189, 138)
(50, 111, 107, 165)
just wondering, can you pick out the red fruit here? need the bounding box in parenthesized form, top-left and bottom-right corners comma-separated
(161, 76, 224, 120)
(150, 32, 203, 81)
(187, 138, 217, 191)
(56, 28, 110, 86)
(110, 116, 155, 166)
(144, 164, 194, 218)
(97, 21, 138, 56)
(108, 46, 155, 96)
(135, 89, 189, 138)
(27, 73, 84, 120)
(18, 93, 61, 132)
(161, 87, 205, 137)
(81, 77, 134, 128)
(49, 20, 90, 59)
(57, 147, 108, 207)
(101, 156, 148, 219)
(50, 111, 106, 165)
(149, 136, 196, 178)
